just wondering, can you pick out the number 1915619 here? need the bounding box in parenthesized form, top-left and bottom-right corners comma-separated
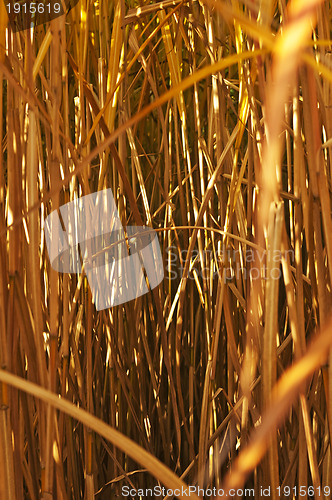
(277, 486, 330, 497)
(6, 3, 61, 14)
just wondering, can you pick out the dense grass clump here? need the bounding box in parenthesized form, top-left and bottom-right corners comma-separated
(1, 0, 332, 498)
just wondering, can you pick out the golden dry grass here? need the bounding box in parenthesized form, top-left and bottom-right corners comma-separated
(1, 0, 332, 498)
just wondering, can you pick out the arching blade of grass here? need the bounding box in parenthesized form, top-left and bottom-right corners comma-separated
(0, 369, 201, 500)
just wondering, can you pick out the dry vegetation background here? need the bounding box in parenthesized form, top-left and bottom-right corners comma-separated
(2, 0, 332, 498)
